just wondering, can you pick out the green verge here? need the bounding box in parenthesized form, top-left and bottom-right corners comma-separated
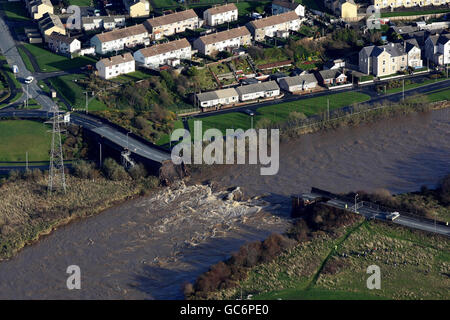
(0, 2, 30, 22)
(17, 47, 35, 73)
(22, 44, 96, 73)
(381, 8, 450, 18)
(189, 91, 371, 135)
(48, 74, 107, 111)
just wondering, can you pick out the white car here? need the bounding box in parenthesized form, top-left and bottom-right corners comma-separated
(24, 76, 34, 84)
(386, 211, 400, 221)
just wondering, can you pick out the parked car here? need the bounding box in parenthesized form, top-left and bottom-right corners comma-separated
(386, 211, 400, 221)
(242, 109, 254, 116)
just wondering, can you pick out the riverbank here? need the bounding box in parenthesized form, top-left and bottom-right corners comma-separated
(186, 186, 450, 300)
(0, 173, 159, 261)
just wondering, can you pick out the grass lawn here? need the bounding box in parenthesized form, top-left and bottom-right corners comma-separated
(0, 2, 30, 22)
(23, 44, 96, 72)
(0, 55, 22, 108)
(425, 88, 450, 102)
(68, 0, 92, 5)
(17, 47, 35, 72)
(48, 74, 108, 111)
(381, 8, 450, 17)
(112, 70, 154, 84)
(189, 91, 371, 135)
(257, 91, 371, 122)
(0, 120, 51, 162)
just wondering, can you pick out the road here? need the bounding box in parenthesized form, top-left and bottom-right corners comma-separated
(0, 109, 172, 164)
(0, 15, 56, 111)
(325, 197, 450, 237)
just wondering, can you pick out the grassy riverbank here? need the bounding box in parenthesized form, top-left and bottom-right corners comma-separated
(0, 171, 159, 260)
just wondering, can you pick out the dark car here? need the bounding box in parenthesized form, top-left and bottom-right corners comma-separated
(242, 109, 255, 116)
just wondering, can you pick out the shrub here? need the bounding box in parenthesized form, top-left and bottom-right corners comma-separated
(128, 163, 147, 180)
(439, 174, 450, 205)
(72, 160, 96, 179)
(103, 158, 129, 181)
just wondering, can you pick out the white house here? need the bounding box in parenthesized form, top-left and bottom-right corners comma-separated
(144, 9, 199, 40)
(246, 11, 302, 41)
(203, 3, 238, 26)
(196, 88, 239, 109)
(47, 32, 81, 56)
(271, 0, 305, 17)
(404, 39, 423, 69)
(235, 81, 280, 101)
(425, 33, 450, 66)
(278, 74, 318, 93)
(96, 53, 135, 79)
(193, 27, 251, 56)
(133, 38, 192, 69)
(90, 24, 149, 54)
(82, 16, 126, 31)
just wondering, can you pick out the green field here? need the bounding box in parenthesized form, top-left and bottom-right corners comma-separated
(22, 44, 96, 73)
(219, 219, 449, 300)
(0, 2, 30, 22)
(189, 91, 371, 135)
(381, 8, 450, 18)
(48, 74, 107, 111)
(0, 120, 51, 162)
(156, 119, 184, 145)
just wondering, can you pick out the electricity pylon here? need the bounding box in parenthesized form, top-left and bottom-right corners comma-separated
(46, 106, 66, 193)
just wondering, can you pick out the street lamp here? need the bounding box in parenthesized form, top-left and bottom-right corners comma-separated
(354, 193, 359, 213)
(126, 130, 132, 150)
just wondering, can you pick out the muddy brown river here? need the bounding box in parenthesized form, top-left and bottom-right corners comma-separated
(0, 108, 449, 299)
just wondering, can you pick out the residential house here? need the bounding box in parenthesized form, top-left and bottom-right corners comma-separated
(196, 88, 239, 109)
(404, 38, 423, 68)
(144, 9, 199, 40)
(82, 16, 126, 31)
(323, 58, 346, 70)
(359, 42, 408, 77)
(325, 0, 358, 20)
(133, 38, 191, 69)
(25, 0, 53, 20)
(246, 11, 302, 41)
(235, 81, 280, 101)
(47, 32, 81, 56)
(271, 0, 305, 17)
(193, 27, 251, 55)
(90, 24, 149, 54)
(278, 74, 318, 92)
(372, 0, 450, 9)
(123, 0, 150, 18)
(96, 53, 135, 79)
(424, 33, 450, 65)
(316, 69, 347, 86)
(203, 3, 238, 26)
(37, 13, 66, 41)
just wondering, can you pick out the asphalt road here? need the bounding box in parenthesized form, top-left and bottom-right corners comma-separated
(0, 109, 172, 164)
(326, 198, 450, 237)
(0, 15, 56, 111)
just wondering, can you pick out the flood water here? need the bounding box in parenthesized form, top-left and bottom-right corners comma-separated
(0, 108, 449, 299)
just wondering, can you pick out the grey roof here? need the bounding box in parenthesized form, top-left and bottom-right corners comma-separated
(279, 74, 317, 87)
(404, 38, 419, 53)
(365, 43, 406, 58)
(437, 34, 450, 45)
(197, 91, 219, 102)
(318, 69, 342, 79)
(235, 81, 279, 95)
(391, 25, 418, 35)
